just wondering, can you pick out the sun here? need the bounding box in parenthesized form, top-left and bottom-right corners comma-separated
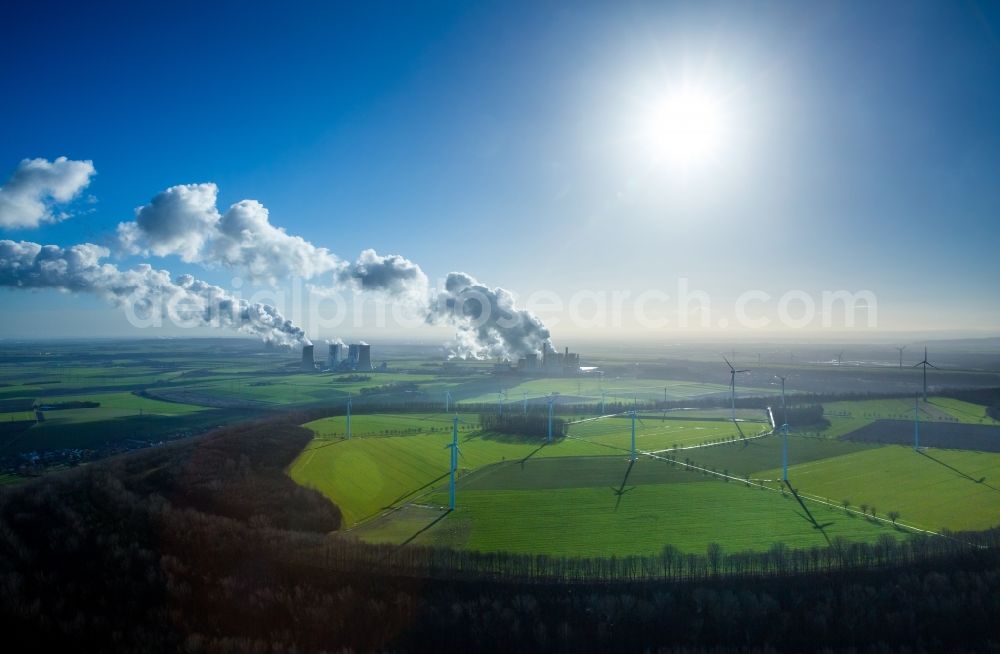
(639, 86, 727, 169)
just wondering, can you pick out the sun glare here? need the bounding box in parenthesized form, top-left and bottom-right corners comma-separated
(639, 86, 727, 169)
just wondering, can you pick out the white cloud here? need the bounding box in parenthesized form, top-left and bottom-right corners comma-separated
(0, 157, 96, 229)
(117, 182, 341, 285)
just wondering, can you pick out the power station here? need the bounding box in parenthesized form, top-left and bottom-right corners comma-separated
(301, 341, 375, 372)
(509, 342, 583, 377)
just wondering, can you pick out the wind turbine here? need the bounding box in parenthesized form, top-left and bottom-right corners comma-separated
(630, 407, 638, 462)
(547, 394, 555, 443)
(523, 391, 528, 415)
(912, 347, 937, 402)
(346, 394, 352, 440)
(446, 415, 460, 510)
(724, 357, 750, 422)
(498, 389, 505, 416)
(445, 390, 451, 413)
(775, 375, 789, 482)
(895, 346, 906, 369)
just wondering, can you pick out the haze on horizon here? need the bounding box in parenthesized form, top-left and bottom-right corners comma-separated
(1, 1, 999, 347)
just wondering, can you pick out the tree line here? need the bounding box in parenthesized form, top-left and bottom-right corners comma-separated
(478, 412, 567, 438)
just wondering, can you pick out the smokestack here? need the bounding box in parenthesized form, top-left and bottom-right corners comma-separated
(302, 344, 315, 370)
(357, 344, 372, 370)
(327, 342, 341, 368)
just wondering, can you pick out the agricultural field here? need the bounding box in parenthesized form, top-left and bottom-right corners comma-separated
(458, 377, 771, 404)
(293, 411, 929, 554)
(3, 338, 1000, 559)
(781, 396, 1000, 442)
(823, 397, 998, 425)
(292, 416, 617, 525)
(414, 478, 902, 556)
(757, 445, 1000, 532)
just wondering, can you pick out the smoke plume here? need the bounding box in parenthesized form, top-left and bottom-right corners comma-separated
(42, 174, 552, 357)
(429, 272, 551, 360)
(0, 157, 96, 229)
(0, 239, 309, 346)
(335, 248, 429, 305)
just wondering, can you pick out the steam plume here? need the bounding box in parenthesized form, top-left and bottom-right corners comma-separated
(0, 239, 309, 346)
(21, 174, 549, 358)
(429, 272, 551, 359)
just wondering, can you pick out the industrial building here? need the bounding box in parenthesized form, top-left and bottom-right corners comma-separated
(515, 343, 581, 376)
(357, 343, 372, 370)
(327, 342, 342, 368)
(301, 344, 315, 371)
(303, 341, 374, 372)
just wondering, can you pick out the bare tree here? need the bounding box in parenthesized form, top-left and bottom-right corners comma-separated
(887, 510, 900, 525)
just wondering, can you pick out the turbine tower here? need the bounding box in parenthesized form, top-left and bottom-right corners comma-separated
(601, 389, 607, 414)
(895, 345, 906, 369)
(547, 394, 555, 443)
(836, 350, 844, 366)
(523, 391, 528, 415)
(776, 375, 789, 482)
(498, 389, 505, 417)
(630, 408, 638, 462)
(913, 347, 937, 402)
(445, 390, 451, 413)
(346, 395, 352, 440)
(446, 415, 460, 510)
(724, 357, 750, 422)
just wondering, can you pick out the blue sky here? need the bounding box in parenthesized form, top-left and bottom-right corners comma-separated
(1, 1, 999, 341)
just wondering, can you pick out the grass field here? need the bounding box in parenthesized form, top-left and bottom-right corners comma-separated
(458, 377, 765, 404)
(679, 434, 875, 478)
(0, 391, 220, 454)
(291, 423, 619, 525)
(758, 445, 1000, 532)
(303, 412, 478, 439)
(406, 476, 903, 556)
(823, 397, 997, 424)
(293, 411, 784, 526)
(174, 372, 447, 407)
(293, 410, 918, 556)
(568, 414, 770, 451)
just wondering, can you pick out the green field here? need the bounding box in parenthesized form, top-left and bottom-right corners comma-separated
(568, 414, 770, 451)
(292, 419, 621, 525)
(367, 469, 902, 555)
(758, 445, 1000, 532)
(0, 390, 221, 453)
(823, 397, 998, 425)
(458, 377, 766, 404)
(681, 434, 875, 477)
(4, 340, 999, 557)
(293, 404, 1000, 555)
